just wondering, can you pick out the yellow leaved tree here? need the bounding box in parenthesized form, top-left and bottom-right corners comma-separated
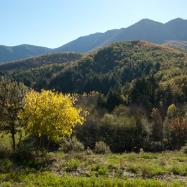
(19, 90, 86, 148)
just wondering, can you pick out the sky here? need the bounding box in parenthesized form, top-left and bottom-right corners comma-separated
(0, 0, 187, 48)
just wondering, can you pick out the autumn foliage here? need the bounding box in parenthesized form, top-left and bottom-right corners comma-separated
(19, 90, 86, 147)
(170, 117, 187, 148)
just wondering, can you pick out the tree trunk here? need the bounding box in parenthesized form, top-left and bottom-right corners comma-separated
(11, 126, 16, 151)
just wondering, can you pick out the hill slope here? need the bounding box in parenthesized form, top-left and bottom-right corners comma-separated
(0, 44, 51, 64)
(0, 52, 82, 73)
(163, 40, 187, 50)
(56, 18, 187, 52)
(51, 41, 187, 95)
(3, 41, 187, 109)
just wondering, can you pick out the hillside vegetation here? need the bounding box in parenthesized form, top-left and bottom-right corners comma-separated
(163, 40, 187, 50)
(0, 41, 187, 186)
(1, 41, 187, 151)
(3, 41, 187, 107)
(0, 52, 82, 73)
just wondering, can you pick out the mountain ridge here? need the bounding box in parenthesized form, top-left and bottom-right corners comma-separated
(0, 18, 187, 64)
(0, 44, 51, 64)
(55, 18, 187, 52)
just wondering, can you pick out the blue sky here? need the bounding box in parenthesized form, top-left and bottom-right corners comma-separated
(0, 0, 187, 48)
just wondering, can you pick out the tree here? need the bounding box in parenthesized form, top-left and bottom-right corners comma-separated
(19, 90, 86, 149)
(129, 76, 160, 111)
(167, 104, 177, 118)
(0, 78, 27, 151)
(151, 108, 163, 142)
(170, 117, 187, 149)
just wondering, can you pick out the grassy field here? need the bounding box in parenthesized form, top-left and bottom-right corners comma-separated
(0, 172, 185, 187)
(0, 134, 186, 186)
(0, 151, 186, 186)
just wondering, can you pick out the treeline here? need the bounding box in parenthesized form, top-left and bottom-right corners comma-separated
(0, 79, 186, 154)
(75, 94, 187, 152)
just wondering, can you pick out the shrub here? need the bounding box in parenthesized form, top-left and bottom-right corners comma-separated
(0, 159, 13, 172)
(181, 144, 187, 154)
(92, 165, 108, 176)
(171, 165, 187, 176)
(170, 117, 187, 149)
(66, 159, 80, 172)
(12, 139, 35, 163)
(0, 133, 12, 159)
(94, 141, 111, 154)
(141, 165, 166, 178)
(144, 141, 164, 152)
(60, 137, 84, 153)
(127, 163, 166, 177)
(19, 90, 86, 149)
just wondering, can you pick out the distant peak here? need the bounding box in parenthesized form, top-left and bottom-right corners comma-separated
(165, 18, 187, 24)
(135, 18, 163, 25)
(139, 18, 154, 22)
(171, 18, 185, 21)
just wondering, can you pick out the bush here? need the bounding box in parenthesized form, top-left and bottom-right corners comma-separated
(181, 144, 187, 154)
(0, 133, 12, 159)
(94, 141, 111, 154)
(12, 139, 35, 163)
(144, 141, 164, 152)
(171, 164, 187, 176)
(60, 137, 84, 153)
(92, 165, 108, 176)
(0, 159, 13, 172)
(66, 159, 80, 172)
(169, 117, 187, 149)
(127, 163, 166, 178)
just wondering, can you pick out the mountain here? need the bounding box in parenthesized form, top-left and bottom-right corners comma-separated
(56, 18, 187, 52)
(0, 18, 187, 64)
(0, 44, 51, 64)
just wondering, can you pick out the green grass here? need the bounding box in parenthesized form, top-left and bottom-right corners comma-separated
(0, 172, 185, 187)
(0, 133, 13, 158)
(0, 134, 186, 186)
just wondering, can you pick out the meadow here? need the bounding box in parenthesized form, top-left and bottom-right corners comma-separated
(0, 134, 186, 187)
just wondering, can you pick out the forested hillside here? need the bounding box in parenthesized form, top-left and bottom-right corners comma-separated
(163, 40, 187, 50)
(1, 41, 187, 152)
(3, 41, 186, 110)
(0, 52, 82, 72)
